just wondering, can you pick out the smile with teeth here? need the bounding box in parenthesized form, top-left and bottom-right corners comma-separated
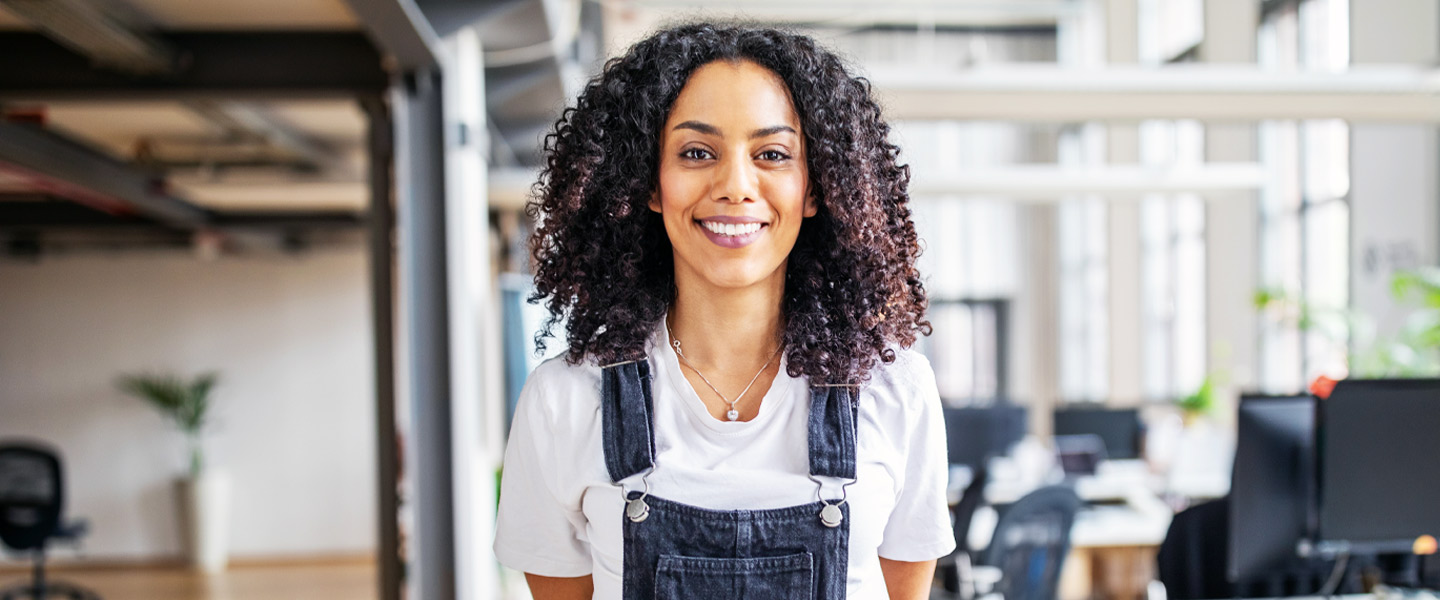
(699, 220, 766, 236)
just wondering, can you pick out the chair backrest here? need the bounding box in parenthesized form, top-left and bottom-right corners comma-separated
(951, 464, 989, 555)
(980, 485, 1081, 600)
(1159, 496, 1350, 599)
(0, 442, 63, 551)
(1157, 498, 1231, 600)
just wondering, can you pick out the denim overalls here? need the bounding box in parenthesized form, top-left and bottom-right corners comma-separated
(600, 358, 859, 599)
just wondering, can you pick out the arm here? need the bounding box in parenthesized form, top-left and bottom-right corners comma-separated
(880, 557, 937, 600)
(525, 573, 594, 600)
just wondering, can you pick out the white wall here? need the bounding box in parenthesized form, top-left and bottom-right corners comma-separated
(0, 248, 376, 561)
(1350, 0, 1440, 338)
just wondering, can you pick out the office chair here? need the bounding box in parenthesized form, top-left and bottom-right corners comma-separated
(976, 485, 1081, 600)
(1156, 497, 1344, 599)
(941, 465, 990, 598)
(0, 442, 101, 600)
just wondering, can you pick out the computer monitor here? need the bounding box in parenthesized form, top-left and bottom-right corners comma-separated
(1316, 378, 1440, 556)
(1229, 394, 1316, 583)
(944, 404, 1027, 468)
(1052, 406, 1143, 460)
(1055, 434, 1106, 477)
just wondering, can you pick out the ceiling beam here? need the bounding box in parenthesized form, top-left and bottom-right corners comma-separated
(182, 100, 351, 177)
(0, 0, 179, 75)
(0, 196, 152, 227)
(0, 197, 362, 230)
(344, 0, 443, 71)
(0, 121, 210, 228)
(872, 65, 1440, 122)
(909, 163, 1265, 199)
(628, 0, 1080, 27)
(0, 32, 388, 101)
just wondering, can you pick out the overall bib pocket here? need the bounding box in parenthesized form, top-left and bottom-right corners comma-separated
(654, 552, 814, 600)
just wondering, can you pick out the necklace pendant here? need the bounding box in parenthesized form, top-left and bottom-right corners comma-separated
(726, 408, 740, 421)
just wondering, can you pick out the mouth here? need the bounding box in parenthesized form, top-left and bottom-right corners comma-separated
(695, 218, 769, 249)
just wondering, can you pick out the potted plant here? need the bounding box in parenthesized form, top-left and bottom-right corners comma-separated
(1177, 374, 1216, 425)
(118, 372, 228, 573)
(1255, 267, 1440, 379)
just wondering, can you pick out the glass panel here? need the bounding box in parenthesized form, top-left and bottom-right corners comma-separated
(1302, 119, 1350, 201)
(931, 303, 976, 400)
(1173, 196, 1207, 395)
(972, 304, 1000, 399)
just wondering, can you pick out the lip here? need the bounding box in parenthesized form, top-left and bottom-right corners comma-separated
(694, 217, 768, 249)
(698, 215, 768, 224)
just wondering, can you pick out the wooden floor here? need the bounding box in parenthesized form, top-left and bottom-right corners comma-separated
(0, 562, 376, 600)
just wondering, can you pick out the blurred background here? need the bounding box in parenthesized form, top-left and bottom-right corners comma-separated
(1, 0, 1438, 599)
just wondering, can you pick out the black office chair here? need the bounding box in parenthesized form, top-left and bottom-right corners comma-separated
(0, 442, 100, 600)
(941, 465, 990, 597)
(1156, 497, 1346, 599)
(977, 485, 1080, 600)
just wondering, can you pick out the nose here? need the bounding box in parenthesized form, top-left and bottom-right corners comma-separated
(712, 153, 758, 204)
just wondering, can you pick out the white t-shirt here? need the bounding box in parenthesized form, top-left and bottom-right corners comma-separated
(493, 319, 955, 598)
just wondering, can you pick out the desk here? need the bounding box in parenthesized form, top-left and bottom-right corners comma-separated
(966, 484, 1171, 600)
(1063, 503, 1172, 600)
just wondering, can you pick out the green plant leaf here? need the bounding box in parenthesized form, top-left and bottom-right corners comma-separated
(117, 371, 218, 437)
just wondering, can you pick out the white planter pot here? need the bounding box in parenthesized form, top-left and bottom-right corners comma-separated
(175, 471, 230, 573)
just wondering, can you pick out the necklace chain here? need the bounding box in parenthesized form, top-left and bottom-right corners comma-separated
(666, 319, 782, 421)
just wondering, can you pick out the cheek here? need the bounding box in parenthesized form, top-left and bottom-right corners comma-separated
(765, 173, 810, 218)
(656, 169, 704, 213)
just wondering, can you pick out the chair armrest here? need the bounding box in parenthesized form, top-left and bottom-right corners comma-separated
(54, 518, 88, 541)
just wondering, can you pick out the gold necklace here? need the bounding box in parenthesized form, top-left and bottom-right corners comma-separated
(666, 319, 783, 421)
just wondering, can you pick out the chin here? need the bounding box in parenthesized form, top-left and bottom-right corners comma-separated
(695, 264, 777, 290)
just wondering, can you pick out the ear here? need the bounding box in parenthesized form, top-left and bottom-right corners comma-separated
(803, 190, 818, 217)
(648, 190, 663, 214)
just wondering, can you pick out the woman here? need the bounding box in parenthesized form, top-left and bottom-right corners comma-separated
(494, 23, 953, 599)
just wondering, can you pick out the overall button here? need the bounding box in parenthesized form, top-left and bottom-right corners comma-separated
(626, 498, 650, 523)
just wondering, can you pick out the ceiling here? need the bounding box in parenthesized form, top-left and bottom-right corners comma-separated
(0, 0, 589, 254)
(0, 0, 359, 30)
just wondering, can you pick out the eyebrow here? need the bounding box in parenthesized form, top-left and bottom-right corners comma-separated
(671, 120, 797, 139)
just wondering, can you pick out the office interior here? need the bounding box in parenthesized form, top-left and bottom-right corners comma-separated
(0, 0, 1438, 599)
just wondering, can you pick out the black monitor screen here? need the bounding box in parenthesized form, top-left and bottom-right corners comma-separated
(1053, 407, 1142, 460)
(1319, 379, 1440, 553)
(1230, 394, 1315, 582)
(944, 405, 1027, 468)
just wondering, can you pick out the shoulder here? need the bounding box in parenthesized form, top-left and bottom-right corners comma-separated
(862, 345, 938, 403)
(856, 345, 941, 426)
(518, 355, 606, 424)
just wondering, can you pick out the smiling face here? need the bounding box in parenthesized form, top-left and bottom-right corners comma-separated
(649, 59, 816, 294)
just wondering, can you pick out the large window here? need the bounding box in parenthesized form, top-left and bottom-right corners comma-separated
(1057, 197, 1109, 402)
(902, 120, 1033, 404)
(924, 299, 1008, 403)
(1056, 125, 1109, 402)
(1257, 0, 1351, 392)
(1140, 120, 1207, 400)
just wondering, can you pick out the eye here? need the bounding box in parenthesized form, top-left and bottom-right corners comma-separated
(680, 147, 714, 161)
(757, 149, 791, 162)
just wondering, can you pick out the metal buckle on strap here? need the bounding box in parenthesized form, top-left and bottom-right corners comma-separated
(623, 467, 654, 524)
(809, 474, 856, 528)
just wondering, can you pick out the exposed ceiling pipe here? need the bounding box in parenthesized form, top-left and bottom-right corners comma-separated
(182, 100, 357, 179)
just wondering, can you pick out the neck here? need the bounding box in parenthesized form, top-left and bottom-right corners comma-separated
(668, 266, 786, 372)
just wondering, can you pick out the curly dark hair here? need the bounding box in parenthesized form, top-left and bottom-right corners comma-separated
(526, 22, 930, 384)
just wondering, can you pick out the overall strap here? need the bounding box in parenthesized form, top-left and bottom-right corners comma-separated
(600, 358, 656, 483)
(808, 384, 859, 480)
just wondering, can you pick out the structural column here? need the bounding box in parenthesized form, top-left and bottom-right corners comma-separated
(395, 67, 456, 600)
(363, 94, 403, 600)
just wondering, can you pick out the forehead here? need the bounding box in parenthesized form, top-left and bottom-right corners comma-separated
(665, 60, 801, 131)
